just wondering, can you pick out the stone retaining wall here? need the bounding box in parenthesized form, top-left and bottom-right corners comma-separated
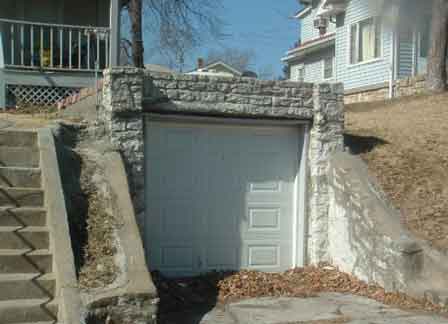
(145, 71, 315, 118)
(344, 75, 427, 104)
(100, 67, 345, 266)
(395, 75, 427, 97)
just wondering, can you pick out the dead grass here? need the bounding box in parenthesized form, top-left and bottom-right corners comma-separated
(0, 111, 59, 129)
(77, 156, 119, 289)
(346, 93, 448, 250)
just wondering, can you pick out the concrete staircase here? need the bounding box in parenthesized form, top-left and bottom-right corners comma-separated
(0, 131, 59, 324)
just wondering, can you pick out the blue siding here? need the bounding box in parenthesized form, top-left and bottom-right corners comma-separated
(397, 30, 414, 79)
(334, 0, 391, 90)
(304, 47, 335, 83)
(300, 1, 336, 43)
(290, 0, 432, 88)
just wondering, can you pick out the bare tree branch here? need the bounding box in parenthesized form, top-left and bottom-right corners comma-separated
(124, 0, 223, 69)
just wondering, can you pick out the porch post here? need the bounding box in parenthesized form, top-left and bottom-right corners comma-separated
(110, 0, 121, 67)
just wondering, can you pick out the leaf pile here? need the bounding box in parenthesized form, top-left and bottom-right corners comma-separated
(153, 264, 447, 316)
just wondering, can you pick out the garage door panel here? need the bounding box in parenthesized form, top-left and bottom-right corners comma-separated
(205, 153, 242, 193)
(204, 200, 240, 238)
(150, 246, 197, 276)
(248, 245, 280, 268)
(203, 245, 239, 271)
(241, 241, 293, 271)
(247, 206, 282, 231)
(160, 200, 196, 239)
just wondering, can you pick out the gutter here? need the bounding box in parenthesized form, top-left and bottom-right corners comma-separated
(295, 6, 312, 19)
(389, 30, 396, 99)
(282, 34, 336, 62)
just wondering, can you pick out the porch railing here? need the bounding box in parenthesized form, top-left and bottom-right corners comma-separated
(0, 18, 110, 72)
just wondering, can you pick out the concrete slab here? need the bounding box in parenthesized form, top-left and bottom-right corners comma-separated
(227, 297, 341, 323)
(348, 315, 448, 324)
(174, 294, 448, 324)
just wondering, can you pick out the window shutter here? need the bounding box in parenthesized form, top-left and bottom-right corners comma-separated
(374, 18, 382, 58)
(350, 24, 357, 64)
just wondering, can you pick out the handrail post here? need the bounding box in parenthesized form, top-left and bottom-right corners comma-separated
(109, 0, 120, 67)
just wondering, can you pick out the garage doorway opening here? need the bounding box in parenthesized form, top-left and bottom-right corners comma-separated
(144, 114, 309, 278)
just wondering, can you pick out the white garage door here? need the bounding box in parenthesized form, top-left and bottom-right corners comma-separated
(145, 118, 304, 277)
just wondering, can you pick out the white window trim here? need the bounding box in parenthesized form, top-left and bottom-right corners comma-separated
(322, 56, 335, 80)
(292, 64, 305, 82)
(347, 17, 383, 66)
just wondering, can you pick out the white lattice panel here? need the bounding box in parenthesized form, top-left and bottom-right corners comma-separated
(7, 85, 80, 106)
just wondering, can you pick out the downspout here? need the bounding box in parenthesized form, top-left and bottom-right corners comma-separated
(389, 30, 396, 99)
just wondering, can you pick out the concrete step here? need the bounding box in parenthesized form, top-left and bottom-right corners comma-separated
(0, 147, 39, 168)
(0, 273, 55, 301)
(0, 227, 49, 250)
(0, 131, 38, 148)
(0, 249, 52, 274)
(0, 167, 41, 188)
(0, 187, 44, 208)
(0, 298, 57, 324)
(0, 208, 46, 227)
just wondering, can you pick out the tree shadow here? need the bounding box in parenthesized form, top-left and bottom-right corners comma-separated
(53, 128, 88, 274)
(344, 133, 389, 155)
(152, 270, 236, 324)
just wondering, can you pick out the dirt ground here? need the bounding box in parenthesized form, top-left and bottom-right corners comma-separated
(345, 93, 448, 251)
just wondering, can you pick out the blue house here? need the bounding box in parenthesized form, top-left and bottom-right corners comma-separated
(0, 0, 123, 108)
(282, 0, 432, 102)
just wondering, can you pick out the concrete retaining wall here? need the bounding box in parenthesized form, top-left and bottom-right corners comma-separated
(100, 67, 345, 266)
(38, 128, 84, 324)
(328, 152, 448, 304)
(328, 152, 422, 291)
(82, 151, 158, 324)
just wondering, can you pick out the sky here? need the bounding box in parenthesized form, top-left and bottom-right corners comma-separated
(145, 1, 300, 78)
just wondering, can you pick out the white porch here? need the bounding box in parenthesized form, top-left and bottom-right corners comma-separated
(0, 0, 122, 107)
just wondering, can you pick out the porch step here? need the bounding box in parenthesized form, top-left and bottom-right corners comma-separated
(0, 147, 40, 168)
(0, 187, 44, 208)
(0, 167, 41, 188)
(0, 207, 46, 227)
(0, 227, 49, 250)
(0, 249, 52, 274)
(0, 298, 58, 324)
(0, 273, 55, 301)
(0, 131, 37, 148)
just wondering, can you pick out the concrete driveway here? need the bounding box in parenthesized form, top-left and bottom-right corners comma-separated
(161, 293, 448, 324)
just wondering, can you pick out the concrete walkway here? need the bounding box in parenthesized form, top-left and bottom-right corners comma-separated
(162, 293, 448, 324)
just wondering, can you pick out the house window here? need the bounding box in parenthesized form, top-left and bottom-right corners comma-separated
(291, 65, 305, 82)
(350, 17, 382, 64)
(323, 56, 334, 79)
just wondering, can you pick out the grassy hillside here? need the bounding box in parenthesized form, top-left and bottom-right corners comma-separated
(345, 94, 448, 250)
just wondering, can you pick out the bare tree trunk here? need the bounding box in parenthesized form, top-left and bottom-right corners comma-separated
(427, 0, 448, 92)
(128, 0, 144, 68)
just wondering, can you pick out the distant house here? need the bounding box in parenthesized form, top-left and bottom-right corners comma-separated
(145, 64, 174, 74)
(282, 0, 431, 102)
(187, 59, 243, 77)
(0, 0, 123, 108)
